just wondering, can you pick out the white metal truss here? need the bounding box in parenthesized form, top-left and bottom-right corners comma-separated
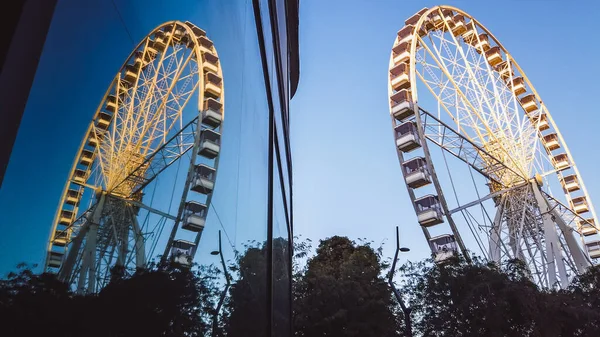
(388, 6, 599, 288)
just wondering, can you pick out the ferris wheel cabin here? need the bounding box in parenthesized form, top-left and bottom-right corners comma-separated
(510, 77, 526, 96)
(586, 241, 600, 259)
(199, 129, 221, 159)
(578, 218, 598, 237)
(395, 121, 421, 152)
(570, 196, 590, 215)
(414, 195, 444, 227)
(552, 153, 570, 171)
(542, 133, 560, 152)
(202, 98, 222, 128)
(190, 164, 215, 194)
(182, 201, 207, 232)
(392, 42, 410, 65)
(402, 157, 431, 189)
(170, 239, 195, 267)
(429, 234, 458, 263)
(47, 251, 64, 269)
(561, 174, 580, 193)
(204, 72, 222, 99)
(390, 89, 414, 121)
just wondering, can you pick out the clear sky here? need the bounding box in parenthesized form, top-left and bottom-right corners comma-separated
(1, 0, 600, 275)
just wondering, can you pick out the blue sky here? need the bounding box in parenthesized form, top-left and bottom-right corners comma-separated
(1, 0, 600, 274)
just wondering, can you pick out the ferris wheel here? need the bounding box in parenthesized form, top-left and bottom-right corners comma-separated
(388, 6, 599, 288)
(44, 21, 224, 293)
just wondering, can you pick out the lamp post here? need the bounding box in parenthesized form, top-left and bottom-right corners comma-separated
(388, 226, 412, 337)
(211, 230, 231, 337)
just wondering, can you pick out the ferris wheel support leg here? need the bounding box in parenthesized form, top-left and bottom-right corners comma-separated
(531, 181, 568, 288)
(549, 206, 591, 273)
(413, 107, 470, 262)
(81, 223, 99, 293)
(58, 221, 89, 282)
(489, 195, 505, 264)
(130, 207, 146, 270)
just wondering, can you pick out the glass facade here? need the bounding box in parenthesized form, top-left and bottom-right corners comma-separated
(0, 0, 297, 335)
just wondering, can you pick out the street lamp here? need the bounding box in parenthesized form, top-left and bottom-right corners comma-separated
(212, 230, 231, 337)
(388, 226, 412, 337)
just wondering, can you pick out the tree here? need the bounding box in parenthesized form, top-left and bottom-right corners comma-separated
(293, 236, 401, 336)
(399, 256, 600, 337)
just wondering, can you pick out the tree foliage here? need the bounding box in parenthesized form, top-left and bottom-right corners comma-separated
(4, 238, 600, 337)
(294, 236, 401, 337)
(399, 256, 600, 337)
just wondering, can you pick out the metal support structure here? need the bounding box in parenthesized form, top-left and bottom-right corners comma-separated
(212, 230, 231, 337)
(388, 226, 413, 337)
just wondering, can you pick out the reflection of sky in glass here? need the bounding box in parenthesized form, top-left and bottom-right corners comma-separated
(0, 0, 268, 274)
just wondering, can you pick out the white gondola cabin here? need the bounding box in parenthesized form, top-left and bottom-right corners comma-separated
(88, 130, 102, 147)
(124, 64, 139, 86)
(199, 129, 221, 159)
(485, 46, 503, 67)
(80, 149, 94, 166)
(182, 201, 207, 232)
(106, 95, 117, 113)
(495, 61, 513, 82)
(510, 77, 526, 96)
(171, 25, 186, 42)
(153, 31, 167, 52)
(430, 10, 443, 26)
(405, 7, 429, 26)
(202, 98, 223, 128)
(571, 196, 589, 215)
(397, 25, 415, 45)
(440, 9, 455, 32)
(542, 133, 560, 152)
(97, 112, 112, 130)
(561, 174, 580, 193)
(529, 113, 549, 131)
(586, 241, 600, 259)
(552, 153, 570, 171)
(578, 218, 598, 236)
(390, 89, 414, 121)
(390, 63, 411, 92)
(198, 36, 214, 54)
(171, 239, 195, 267)
(402, 157, 431, 189)
(202, 52, 219, 74)
(473, 34, 490, 53)
(429, 234, 458, 263)
(395, 121, 421, 152)
(451, 14, 466, 36)
(53, 230, 69, 246)
(190, 164, 216, 194)
(59, 210, 74, 226)
(204, 72, 222, 99)
(520, 94, 538, 113)
(185, 21, 206, 38)
(73, 169, 87, 184)
(392, 42, 410, 65)
(48, 251, 64, 268)
(462, 21, 476, 43)
(65, 189, 81, 206)
(415, 195, 444, 227)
